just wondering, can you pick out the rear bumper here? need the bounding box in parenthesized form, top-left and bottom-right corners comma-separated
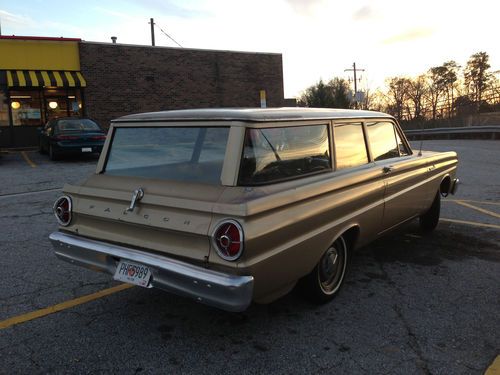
(49, 231, 254, 312)
(53, 143, 103, 154)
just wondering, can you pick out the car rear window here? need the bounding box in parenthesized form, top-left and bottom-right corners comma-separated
(56, 119, 101, 133)
(104, 127, 229, 184)
(238, 125, 331, 185)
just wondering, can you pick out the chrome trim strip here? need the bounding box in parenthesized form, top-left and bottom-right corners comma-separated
(49, 231, 254, 312)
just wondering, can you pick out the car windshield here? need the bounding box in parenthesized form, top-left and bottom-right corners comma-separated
(55, 119, 101, 133)
(104, 127, 229, 184)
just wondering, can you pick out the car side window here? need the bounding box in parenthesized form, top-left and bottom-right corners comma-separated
(238, 124, 331, 185)
(334, 122, 369, 170)
(366, 121, 400, 161)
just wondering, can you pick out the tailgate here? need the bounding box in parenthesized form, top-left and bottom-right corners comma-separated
(62, 174, 225, 262)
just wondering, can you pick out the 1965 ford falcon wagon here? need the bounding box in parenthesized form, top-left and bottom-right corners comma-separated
(50, 108, 459, 312)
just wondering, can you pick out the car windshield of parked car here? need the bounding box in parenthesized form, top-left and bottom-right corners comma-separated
(105, 127, 229, 184)
(239, 124, 331, 185)
(55, 119, 101, 133)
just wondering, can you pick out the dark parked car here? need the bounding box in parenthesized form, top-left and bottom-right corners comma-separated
(38, 118, 106, 160)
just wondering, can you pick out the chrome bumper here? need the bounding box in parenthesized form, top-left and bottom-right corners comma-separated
(49, 232, 254, 312)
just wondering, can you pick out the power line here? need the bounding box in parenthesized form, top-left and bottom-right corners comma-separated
(152, 20, 183, 48)
(344, 62, 365, 108)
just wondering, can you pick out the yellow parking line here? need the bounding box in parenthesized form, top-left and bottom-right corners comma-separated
(446, 199, 500, 207)
(20, 151, 37, 168)
(485, 355, 500, 375)
(441, 218, 500, 230)
(453, 201, 500, 219)
(0, 283, 133, 330)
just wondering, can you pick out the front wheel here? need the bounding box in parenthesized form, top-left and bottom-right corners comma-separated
(299, 236, 349, 304)
(419, 192, 440, 233)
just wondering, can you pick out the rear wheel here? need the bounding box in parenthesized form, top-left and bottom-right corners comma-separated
(299, 235, 348, 304)
(49, 145, 59, 161)
(38, 139, 45, 154)
(419, 192, 440, 233)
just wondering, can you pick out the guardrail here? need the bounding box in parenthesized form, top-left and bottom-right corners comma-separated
(404, 126, 500, 140)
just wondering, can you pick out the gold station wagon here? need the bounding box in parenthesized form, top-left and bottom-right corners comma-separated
(50, 108, 459, 312)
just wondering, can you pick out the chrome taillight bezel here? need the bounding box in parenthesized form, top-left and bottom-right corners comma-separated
(53, 195, 72, 226)
(211, 219, 244, 261)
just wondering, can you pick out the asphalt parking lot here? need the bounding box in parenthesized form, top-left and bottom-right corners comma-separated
(0, 140, 499, 374)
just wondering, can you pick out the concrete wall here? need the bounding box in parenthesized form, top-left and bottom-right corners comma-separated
(79, 42, 284, 127)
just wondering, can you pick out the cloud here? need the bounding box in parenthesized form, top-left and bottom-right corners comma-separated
(382, 27, 435, 45)
(94, 6, 135, 20)
(285, 0, 326, 16)
(352, 5, 375, 21)
(0, 9, 33, 27)
(126, 0, 210, 19)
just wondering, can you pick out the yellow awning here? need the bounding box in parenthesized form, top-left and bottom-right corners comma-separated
(3, 70, 86, 88)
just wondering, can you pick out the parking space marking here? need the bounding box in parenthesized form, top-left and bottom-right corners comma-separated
(441, 218, 500, 230)
(446, 199, 500, 207)
(20, 151, 37, 168)
(0, 283, 134, 330)
(485, 355, 500, 375)
(0, 187, 62, 199)
(453, 200, 500, 219)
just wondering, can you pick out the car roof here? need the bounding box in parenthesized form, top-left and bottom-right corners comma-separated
(112, 107, 394, 124)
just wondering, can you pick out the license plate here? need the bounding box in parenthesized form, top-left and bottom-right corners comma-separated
(113, 260, 151, 287)
(81, 147, 92, 152)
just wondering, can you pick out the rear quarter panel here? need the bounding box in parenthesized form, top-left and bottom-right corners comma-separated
(210, 165, 386, 302)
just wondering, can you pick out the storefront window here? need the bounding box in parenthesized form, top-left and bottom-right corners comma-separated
(45, 88, 68, 121)
(10, 90, 43, 126)
(68, 89, 83, 117)
(0, 91, 9, 126)
(44, 88, 83, 121)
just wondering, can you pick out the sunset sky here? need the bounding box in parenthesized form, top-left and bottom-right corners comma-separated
(1, 0, 498, 97)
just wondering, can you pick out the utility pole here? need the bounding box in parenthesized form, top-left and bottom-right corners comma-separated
(149, 18, 155, 46)
(344, 62, 365, 109)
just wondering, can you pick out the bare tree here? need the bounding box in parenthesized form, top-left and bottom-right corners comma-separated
(441, 61, 460, 117)
(385, 77, 412, 120)
(464, 52, 492, 107)
(426, 68, 446, 120)
(407, 75, 427, 120)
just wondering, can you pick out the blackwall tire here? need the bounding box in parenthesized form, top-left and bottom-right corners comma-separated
(299, 235, 349, 304)
(49, 145, 58, 161)
(38, 140, 45, 154)
(419, 192, 440, 233)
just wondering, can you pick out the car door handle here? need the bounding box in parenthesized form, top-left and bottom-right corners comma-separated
(382, 166, 394, 174)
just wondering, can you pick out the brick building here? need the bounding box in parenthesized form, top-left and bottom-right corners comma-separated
(0, 36, 284, 148)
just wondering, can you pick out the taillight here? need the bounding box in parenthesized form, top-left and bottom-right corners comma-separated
(53, 196, 72, 226)
(212, 220, 244, 261)
(90, 135, 106, 140)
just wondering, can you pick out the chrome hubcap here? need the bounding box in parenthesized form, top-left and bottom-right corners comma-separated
(318, 237, 347, 294)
